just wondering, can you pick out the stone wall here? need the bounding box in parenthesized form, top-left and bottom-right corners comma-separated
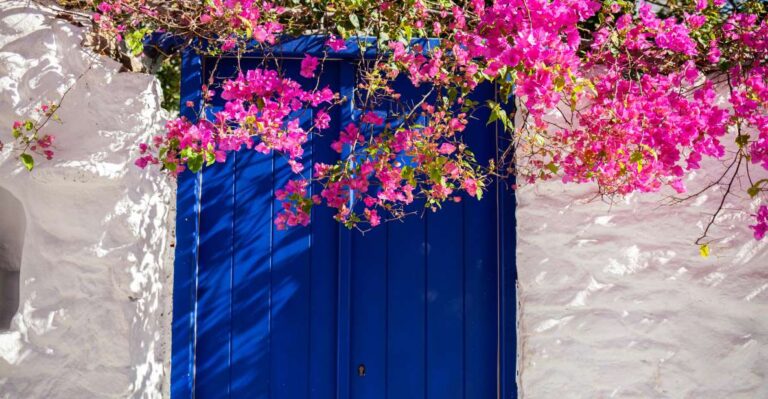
(516, 100, 768, 397)
(0, 2, 173, 398)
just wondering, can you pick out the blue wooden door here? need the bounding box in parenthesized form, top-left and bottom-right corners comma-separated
(172, 38, 516, 399)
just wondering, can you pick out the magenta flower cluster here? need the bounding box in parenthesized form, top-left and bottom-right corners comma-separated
(87, 0, 768, 240)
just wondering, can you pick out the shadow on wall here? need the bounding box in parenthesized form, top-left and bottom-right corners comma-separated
(0, 187, 24, 330)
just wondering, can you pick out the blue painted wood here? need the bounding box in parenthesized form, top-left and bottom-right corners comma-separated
(462, 82, 498, 399)
(173, 40, 517, 399)
(171, 47, 202, 399)
(349, 225, 388, 399)
(499, 100, 518, 399)
(195, 152, 235, 398)
(387, 211, 428, 399)
(269, 70, 312, 399)
(426, 202, 464, 399)
(225, 35, 441, 59)
(231, 142, 273, 398)
(308, 106, 341, 399)
(336, 61, 356, 399)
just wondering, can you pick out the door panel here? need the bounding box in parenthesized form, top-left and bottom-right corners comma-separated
(195, 153, 235, 398)
(425, 201, 465, 399)
(231, 148, 273, 398)
(192, 58, 343, 399)
(171, 45, 515, 399)
(348, 82, 499, 399)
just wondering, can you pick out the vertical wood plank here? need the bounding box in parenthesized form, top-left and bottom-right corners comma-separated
(270, 116, 313, 399)
(350, 227, 388, 399)
(231, 147, 274, 399)
(309, 63, 342, 399)
(387, 212, 427, 399)
(195, 155, 235, 398)
(426, 202, 464, 399)
(463, 83, 498, 399)
(171, 47, 202, 399)
(499, 97, 518, 399)
(337, 60, 357, 399)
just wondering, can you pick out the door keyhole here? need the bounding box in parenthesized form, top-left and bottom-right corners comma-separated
(357, 363, 366, 377)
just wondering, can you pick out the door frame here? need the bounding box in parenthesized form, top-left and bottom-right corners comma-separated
(171, 38, 518, 399)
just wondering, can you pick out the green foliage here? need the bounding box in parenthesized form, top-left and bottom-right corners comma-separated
(20, 153, 34, 171)
(125, 28, 151, 56)
(157, 54, 181, 112)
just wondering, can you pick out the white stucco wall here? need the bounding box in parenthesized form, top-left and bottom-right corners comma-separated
(516, 105, 768, 395)
(0, 2, 173, 398)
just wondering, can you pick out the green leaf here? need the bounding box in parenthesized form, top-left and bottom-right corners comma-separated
(24, 121, 34, 131)
(546, 162, 559, 174)
(736, 134, 750, 148)
(428, 166, 441, 182)
(487, 104, 500, 125)
(447, 87, 458, 103)
(401, 165, 415, 185)
(187, 153, 203, 173)
(378, 31, 390, 45)
(205, 151, 216, 166)
(336, 24, 348, 39)
(348, 14, 360, 29)
(553, 76, 565, 92)
(179, 147, 192, 159)
(163, 161, 178, 172)
(748, 186, 760, 198)
(125, 28, 150, 56)
(699, 244, 710, 258)
(20, 153, 34, 171)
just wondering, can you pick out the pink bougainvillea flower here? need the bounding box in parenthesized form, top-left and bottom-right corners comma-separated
(361, 111, 384, 125)
(326, 35, 346, 51)
(463, 178, 478, 197)
(365, 208, 381, 227)
(36, 134, 54, 148)
(288, 159, 304, 173)
(751, 206, 768, 240)
(363, 196, 377, 208)
(221, 38, 236, 51)
(134, 155, 152, 169)
(438, 142, 456, 155)
(300, 54, 319, 78)
(331, 123, 361, 153)
(110, 0, 768, 236)
(315, 109, 331, 130)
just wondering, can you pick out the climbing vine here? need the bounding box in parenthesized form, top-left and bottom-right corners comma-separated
(5, 0, 768, 249)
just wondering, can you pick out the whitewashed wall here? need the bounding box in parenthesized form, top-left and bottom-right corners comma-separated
(516, 102, 768, 396)
(0, 2, 173, 398)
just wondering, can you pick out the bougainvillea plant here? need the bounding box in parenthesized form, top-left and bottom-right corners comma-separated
(9, 0, 768, 252)
(4, 102, 59, 171)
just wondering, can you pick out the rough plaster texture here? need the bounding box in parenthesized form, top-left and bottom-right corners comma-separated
(516, 106, 768, 396)
(0, 2, 174, 398)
